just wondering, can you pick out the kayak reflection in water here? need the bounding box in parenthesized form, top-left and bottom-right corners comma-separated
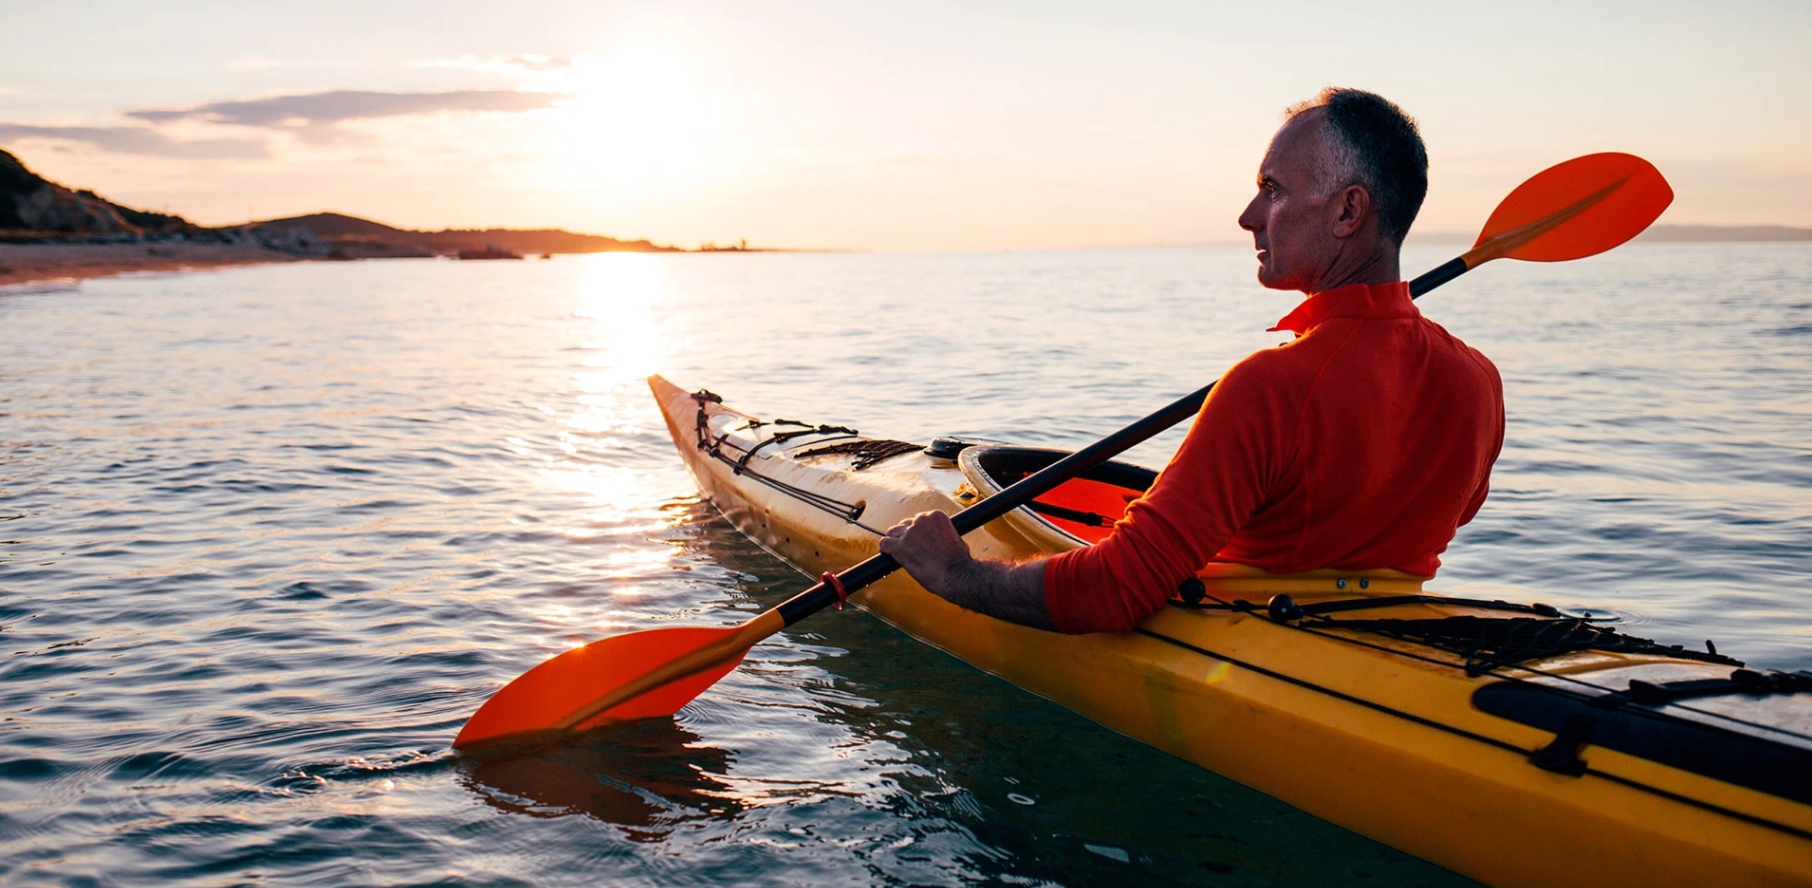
(880, 88, 1505, 634)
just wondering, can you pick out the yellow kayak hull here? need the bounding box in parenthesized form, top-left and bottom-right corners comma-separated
(651, 375, 1812, 888)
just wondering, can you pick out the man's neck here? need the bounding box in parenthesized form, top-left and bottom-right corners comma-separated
(1310, 242, 1401, 293)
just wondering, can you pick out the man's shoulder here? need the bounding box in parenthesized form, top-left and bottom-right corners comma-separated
(1201, 338, 1327, 415)
(1224, 317, 1503, 397)
(1419, 318, 1504, 390)
(1224, 330, 1338, 388)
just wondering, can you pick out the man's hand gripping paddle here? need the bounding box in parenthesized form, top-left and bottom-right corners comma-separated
(452, 152, 1673, 750)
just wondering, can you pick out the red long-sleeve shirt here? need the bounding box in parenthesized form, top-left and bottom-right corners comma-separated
(1041, 281, 1504, 634)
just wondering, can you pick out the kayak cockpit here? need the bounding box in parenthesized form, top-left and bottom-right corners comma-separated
(955, 445, 1156, 546)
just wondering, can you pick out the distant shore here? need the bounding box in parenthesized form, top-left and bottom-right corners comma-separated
(7, 230, 1807, 291)
(0, 241, 304, 288)
(1406, 223, 1812, 247)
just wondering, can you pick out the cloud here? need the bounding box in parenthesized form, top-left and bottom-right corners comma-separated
(1, 89, 564, 160)
(0, 124, 268, 158)
(126, 89, 563, 128)
(411, 54, 573, 74)
(500, 54, 572, 72)
(228, 57, 358, 71)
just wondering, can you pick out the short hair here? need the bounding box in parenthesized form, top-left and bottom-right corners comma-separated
(1286, 88, 1428, 244)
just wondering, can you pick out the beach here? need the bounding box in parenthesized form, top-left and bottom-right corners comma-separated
(0, 241, 304, 288)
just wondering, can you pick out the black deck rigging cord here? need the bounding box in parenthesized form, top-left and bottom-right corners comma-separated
(692, 391, 917, 536)
(795, 438, 924, 470)
(1162, 580, 1812, 744)
(1306, 614, 1745, 677)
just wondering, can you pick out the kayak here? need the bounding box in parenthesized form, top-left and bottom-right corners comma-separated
(649, 374, 1812, 888)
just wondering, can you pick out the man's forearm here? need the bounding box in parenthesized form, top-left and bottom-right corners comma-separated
(876, 510, 1060, 632)
(934, 557, 1057, 632)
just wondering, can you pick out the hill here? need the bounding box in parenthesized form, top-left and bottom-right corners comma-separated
(251, 212, 681, 255)
(0, 147, 688, 255)
(1409, 223, 1812, 246)
(1635, 225, 1812, 243)
(1, 148, 200, 237)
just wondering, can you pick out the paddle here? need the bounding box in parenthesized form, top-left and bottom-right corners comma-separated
(452, 152, 1673, 750)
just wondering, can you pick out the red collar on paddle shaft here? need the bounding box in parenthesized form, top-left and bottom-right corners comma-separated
(1268, 281, 1419, 335)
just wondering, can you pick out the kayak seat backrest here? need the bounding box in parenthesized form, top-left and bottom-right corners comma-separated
(1023, 477, 1146, 543)
(965, 446, 1157, 544)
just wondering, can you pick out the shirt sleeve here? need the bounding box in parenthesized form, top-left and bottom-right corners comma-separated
(1041, 357, 1289, 633)
(1456, 354, 1506, 528)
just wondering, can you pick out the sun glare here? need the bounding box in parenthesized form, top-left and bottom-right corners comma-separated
(530, 51, 726, 203)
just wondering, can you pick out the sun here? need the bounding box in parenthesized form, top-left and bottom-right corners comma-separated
(529, 50, 727, 204)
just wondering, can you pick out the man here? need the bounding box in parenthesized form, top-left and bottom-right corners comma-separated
(877, 88, 1504, 634)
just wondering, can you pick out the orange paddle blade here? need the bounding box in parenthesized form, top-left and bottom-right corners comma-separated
(1472, 153, 1672, 263)
(454, 626, 746, 749)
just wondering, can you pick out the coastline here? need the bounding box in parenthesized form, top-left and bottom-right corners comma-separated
(0, 242, 305, 289)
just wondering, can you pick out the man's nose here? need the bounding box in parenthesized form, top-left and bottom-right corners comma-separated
(1238, 195, 1264, 233)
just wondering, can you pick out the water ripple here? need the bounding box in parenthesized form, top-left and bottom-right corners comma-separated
(2, 246, 1809, 886)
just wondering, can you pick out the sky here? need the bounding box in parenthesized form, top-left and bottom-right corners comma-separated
(2, 0, 1808, 251)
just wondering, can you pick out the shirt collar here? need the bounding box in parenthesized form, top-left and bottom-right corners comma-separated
(1268, 280, 1418, 335)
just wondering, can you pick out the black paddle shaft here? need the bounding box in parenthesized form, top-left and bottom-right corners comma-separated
(771, 261, 1458, 627)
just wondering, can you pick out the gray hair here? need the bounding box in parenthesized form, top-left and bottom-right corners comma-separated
(1285, 88, 1429, 244)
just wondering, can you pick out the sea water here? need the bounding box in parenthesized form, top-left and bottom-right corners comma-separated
(2, 245, 1808, 886)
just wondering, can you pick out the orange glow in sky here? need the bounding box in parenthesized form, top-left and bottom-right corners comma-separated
(3, 1, 1808, 251)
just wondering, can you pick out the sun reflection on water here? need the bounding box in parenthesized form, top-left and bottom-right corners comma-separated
(535, 254, 673, 488)
(535, 254, 683, 634)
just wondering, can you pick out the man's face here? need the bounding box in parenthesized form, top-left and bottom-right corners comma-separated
(1238, 110, 1343, 292)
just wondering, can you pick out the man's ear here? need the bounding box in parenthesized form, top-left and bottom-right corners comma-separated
(1331, 184, 1370, 238)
